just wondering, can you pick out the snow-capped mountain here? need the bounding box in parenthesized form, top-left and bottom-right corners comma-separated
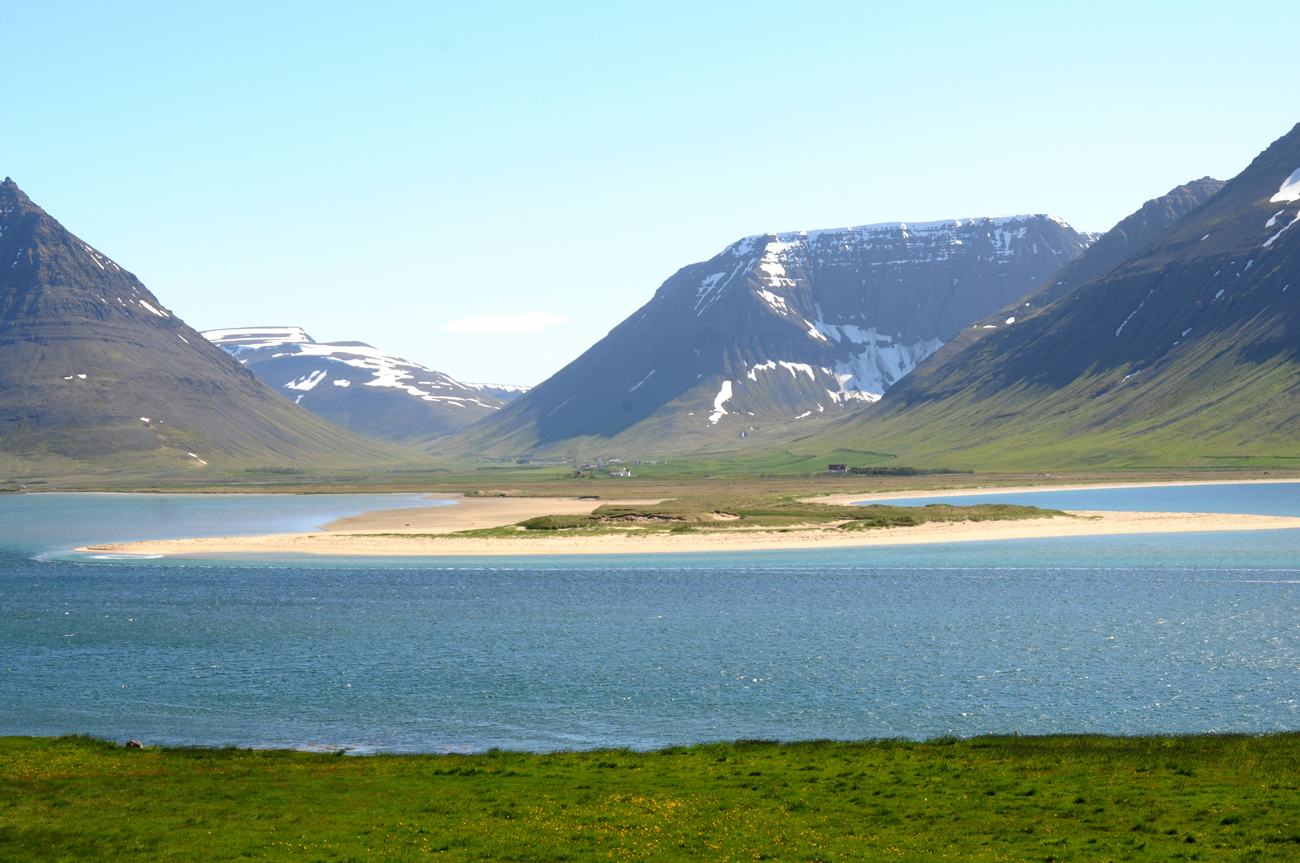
(204, 327, 525, 446)
(460, 381, 529, 403)
(446, 214, 1097, 456)
(0, 179, 408, 474)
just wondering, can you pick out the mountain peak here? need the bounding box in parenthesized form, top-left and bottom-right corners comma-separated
(446, 213, 1094, 456)
(0, 177, 38, 211)
(0, 188, 408, 473)
(203, 326, 511, 447)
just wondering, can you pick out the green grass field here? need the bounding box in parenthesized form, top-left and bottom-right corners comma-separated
(4, 734, 1300, 861)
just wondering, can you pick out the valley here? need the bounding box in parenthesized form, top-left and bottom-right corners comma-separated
(8, 126, 1300, 483)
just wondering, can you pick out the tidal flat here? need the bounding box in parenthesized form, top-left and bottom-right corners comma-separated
(3, 733, 1299, 861)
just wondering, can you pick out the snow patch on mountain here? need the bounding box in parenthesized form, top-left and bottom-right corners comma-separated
(812, 322, 944, 398)
(831, 336, 944, 399)
(285, 370, 327, 391)
(756, 289, 788, 312)
(280, 342, 499, 407)
(827, 387, 879, 405)
(732, 214, 1066, 258)
(777, 361, 817, 380)
(1270, 167, 1300, 203)
(203, 327, 522, 410)
(204, 327, 313, 350)
(694, 261, 751, 315)
(758, 242, 795, 288)
(628, 370, 655, 392)
(708, 380, 733, 424)
(1265, 211, 1300, 247)
(462, 382, 530, 402)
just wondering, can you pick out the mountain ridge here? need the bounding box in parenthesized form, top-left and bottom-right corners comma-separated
(901, 177, 1226, 399)
(0, 179, 419, 478)
(204, 326, 527, 447)
(793, 124, 1300, 469)
(443, 213, 1097, 457)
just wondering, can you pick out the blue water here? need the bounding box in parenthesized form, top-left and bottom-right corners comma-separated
(2, 487, 1299, 752)
(867, 481, 1300, 515)
(3, 492, 452, 555)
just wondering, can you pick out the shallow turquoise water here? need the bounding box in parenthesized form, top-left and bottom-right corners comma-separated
(867, 480, 1300, 515)
(3, 492, 452, 555)
(2, 488, 1299, 752)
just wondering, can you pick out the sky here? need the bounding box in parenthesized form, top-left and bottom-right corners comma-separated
(2, 1, 1298, 385)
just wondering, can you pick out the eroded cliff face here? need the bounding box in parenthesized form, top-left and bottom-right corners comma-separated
(446, 214, 1096, 456)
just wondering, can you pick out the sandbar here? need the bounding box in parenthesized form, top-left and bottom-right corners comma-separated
(79, 509, 1300, 558)
(324, 494, 668, 534)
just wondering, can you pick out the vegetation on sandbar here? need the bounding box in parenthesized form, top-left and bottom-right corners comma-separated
(459, 496, 1067, 537)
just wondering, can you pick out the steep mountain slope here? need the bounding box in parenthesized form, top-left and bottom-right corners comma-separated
(800, 125, 1300, 469)
(0, 179, 416, 477)
(448, 215, 1096, 457)
(906, 177, 1225, 393)
(204, 327, 515, 446)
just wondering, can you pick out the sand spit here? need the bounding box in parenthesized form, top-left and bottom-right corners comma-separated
(324, 495, 668, 534)
(79, 509, 1300, 558)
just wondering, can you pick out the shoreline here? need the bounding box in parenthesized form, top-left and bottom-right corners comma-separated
(808, 476, 1300, 505)
(79, 509, 1300, 557)
(72, 478, 1300, 558)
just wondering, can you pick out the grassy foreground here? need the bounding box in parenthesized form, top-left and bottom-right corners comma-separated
(4, 736, 1300, 861)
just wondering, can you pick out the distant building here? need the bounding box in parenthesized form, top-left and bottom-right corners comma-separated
(828, 464, 847, 472)
(609, 468, 632, 477)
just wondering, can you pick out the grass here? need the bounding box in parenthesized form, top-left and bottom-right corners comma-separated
(416, 498, 1066, 540)
(5, 447, 1297, 495)
(785, 326, 1300, 474)
(4, 734, 1300, 861)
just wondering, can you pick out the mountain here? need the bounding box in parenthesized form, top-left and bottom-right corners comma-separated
(445, 215, 1098, 457)
(461, 381, 529, 403)
(204, 327, 525, 446)
(0, 179, 417, 478)
(800, 124, 1300, 470)
(904, 177, 1225, 395)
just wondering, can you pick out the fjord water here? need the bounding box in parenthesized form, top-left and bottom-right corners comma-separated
(3, 492, 453, 554)
(869, 480, 1300, 515)
(2, 487, 1299, 752)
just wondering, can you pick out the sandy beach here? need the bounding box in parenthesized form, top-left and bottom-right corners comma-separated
(323, 494, 668, 534)
(80, 507, 1300, 558)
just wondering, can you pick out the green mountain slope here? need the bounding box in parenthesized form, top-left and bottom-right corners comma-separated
(0, 179, 422, 479)
(795, 125, 1300, 470)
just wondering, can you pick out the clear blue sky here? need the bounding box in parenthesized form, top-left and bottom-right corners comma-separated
(3, 1, 1296, 385)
